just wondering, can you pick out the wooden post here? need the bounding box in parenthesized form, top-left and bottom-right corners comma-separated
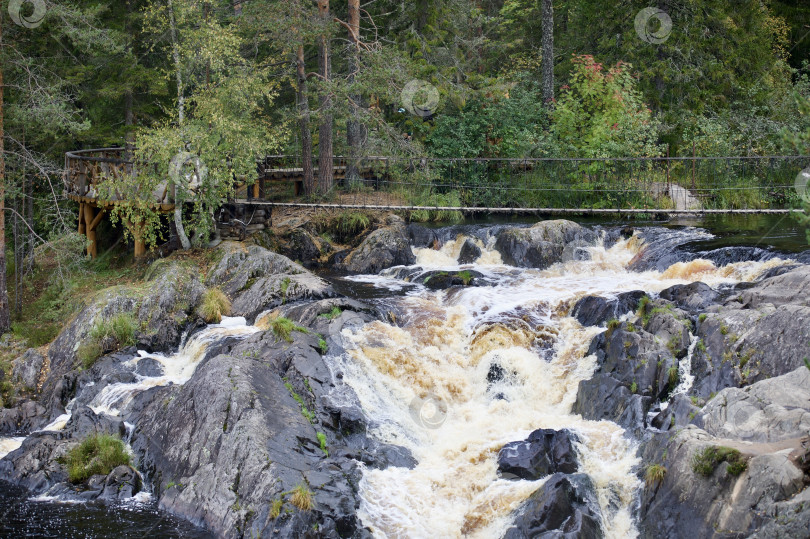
(83, 203, 98, 258)
(78, 202, 85, 235)
(127, 219, 147, 258)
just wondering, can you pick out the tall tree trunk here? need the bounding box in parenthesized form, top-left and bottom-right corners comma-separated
(346, 0, 364, 184)
(25, 173, 32, 274)
(317, 0, 333, 195)
(0, 15, 11, 333)
(296, 46, 315, 195)
(541, 0, 554, 106)
(167, 0, 190, 250)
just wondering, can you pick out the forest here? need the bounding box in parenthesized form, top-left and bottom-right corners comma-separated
(1, 0, 810, 339)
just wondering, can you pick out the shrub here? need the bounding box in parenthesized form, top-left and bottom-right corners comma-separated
(692, 446, 747, 477)
(198, 288, 231, 323)
(645, 464, 667, 487)
(289, 484, 313, 511)
(65, 434, 130, 483)
(668, 366, 680, 387)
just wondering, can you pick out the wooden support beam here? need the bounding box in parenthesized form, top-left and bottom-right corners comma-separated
(83, 203, 98, 258)
(125, 219, 147, 258)
(78, 202, 85, 235)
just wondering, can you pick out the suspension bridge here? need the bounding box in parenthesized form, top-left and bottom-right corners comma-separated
(65, 148, 810, 257)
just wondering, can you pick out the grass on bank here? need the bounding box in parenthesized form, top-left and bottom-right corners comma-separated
(198, 288, 231, 323)
(77, 312, 138, 369)
(65, 434, 131, 483)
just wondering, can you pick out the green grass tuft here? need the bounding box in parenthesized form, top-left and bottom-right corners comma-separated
(271, 317, 309, 342)
(645, 464, 667, 487)
(198, 288, 231, 323)
(80, 312, 138, 368)
(692, 446, 747, 477)
(316, 432, 328, 456)
(65, 434, 131, 484)
(318, 306, 342, 320)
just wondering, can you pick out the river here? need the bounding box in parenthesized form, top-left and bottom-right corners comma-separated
(0, 214, 806, 537)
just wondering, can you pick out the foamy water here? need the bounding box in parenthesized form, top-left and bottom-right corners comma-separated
(330, 233, 789, 538)
(89, 316, 260, 416)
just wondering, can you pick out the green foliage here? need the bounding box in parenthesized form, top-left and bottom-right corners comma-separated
(645, 464, 667, 487)
(548, 56, 663, 159)
(65, 434, 131, 484)
(316, 432, 328, 456)
(630, 381, 638, 394)
(692, 446, 747, 477)
(317, 338, 328, 355)
(198, 288, 231, 323)
(284, 381, 315, 423)
(319, 306, 342, 320)
(668, 366, 680, 387)
(271, 317, 308, 343)
(80, 312, 138, 368)
(270, 498, 284, 519)
(698, 314, 707, 323)
(606, 318, 621, 333)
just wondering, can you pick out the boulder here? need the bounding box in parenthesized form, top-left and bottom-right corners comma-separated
(337, 219, 415, 274)
(571, 291, 645, 327)
(276, 228, 325, 268)
(12, 349, 45, 390)
(421, 270, 487, 290)
(98, 465, 141, 501)
(497, 429, 579, 480)
(207, 242, 335, 321)
(503, 473, 603, 539)
(494, 220, 598, 269)
(737, 265, 810, 308)
(407, 223, 438, 248)
(696, 366, 810, 443)
(457, 238, 482, 264)
(0, 400, 47, 435)
(659, 282, 719, 313)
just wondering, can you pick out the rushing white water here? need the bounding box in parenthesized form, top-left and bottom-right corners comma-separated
(330, 233, 789, 538)
(89, 316, 260, 417)
(0, 437, 26, 459)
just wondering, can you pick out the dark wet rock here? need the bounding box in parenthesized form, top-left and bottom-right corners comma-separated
(12, 349, 45, 391)
(278, 297, 377, 329)
(63, 406, 126, 438)
(487, 363, 506, 384)
(497, 429, 579, 480)
(659, 282, 719, 313)
(571, 290, 645, 327)
(573, 323, 677, 434)
(207, 242, 335, 321)
(134, 357, 164, 377)
(0, 432, 70, 494)
(642, 302, 691, 358)
(504, 473, 603, 539)
(275, 228, 325, 269)
(99, 465, 141, 501)
(0, 400, 47, 435)
(407, 223, 438, 248)
(129, 314, 403, 538)
(650, 394, 701, 432)
(458, 238, 482, 264)
(494, 220, 598, 269)
(337, 218, 415, 274)
(421, 270, 486, 290)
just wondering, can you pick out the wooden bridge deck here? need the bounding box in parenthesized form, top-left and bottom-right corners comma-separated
(64, 148, 809, 257)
